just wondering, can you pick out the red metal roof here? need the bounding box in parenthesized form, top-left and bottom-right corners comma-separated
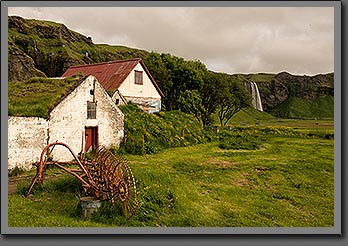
(61, 58, 163, 96)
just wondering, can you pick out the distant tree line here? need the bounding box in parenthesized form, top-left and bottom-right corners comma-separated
(143, 52, 251, 126)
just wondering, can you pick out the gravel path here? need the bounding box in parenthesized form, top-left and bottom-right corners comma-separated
(8, 174, 63, 195)
(8, 175, 33, 194)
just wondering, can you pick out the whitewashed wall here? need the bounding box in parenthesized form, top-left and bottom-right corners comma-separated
(8, 75, 124, 170)
(49, 75, 124, 162)
(118, 63, 161, 99)
(8, 116, 49, 170)
(118, 63, 162, 112)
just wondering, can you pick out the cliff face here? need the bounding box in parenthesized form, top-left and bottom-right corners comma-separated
(257, 72, 334, 111)
(8, 46, 47, 82)
(8, 16, 148, 82)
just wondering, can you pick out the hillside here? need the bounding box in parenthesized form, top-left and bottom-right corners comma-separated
(270, 95, 334, 119)
(8, 16, 334, 119)
(8, 16, 149, 81)
(235, 72, 334, 110)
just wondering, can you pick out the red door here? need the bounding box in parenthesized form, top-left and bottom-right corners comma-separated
(85, 127, 98, 152)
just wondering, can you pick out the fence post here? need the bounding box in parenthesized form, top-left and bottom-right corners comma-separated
(142, 135, 145, 153)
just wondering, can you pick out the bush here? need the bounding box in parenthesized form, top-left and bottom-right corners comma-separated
(119, 103, 207, 155)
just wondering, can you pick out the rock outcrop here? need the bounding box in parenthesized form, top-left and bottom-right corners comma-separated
(257, 72, 334, 111)
(8, 15, 148, 82)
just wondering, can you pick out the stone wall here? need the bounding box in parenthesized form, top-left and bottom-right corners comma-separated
(8, 116, 49, 170)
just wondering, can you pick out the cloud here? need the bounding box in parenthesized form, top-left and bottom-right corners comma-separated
(8, 6, 334, 75)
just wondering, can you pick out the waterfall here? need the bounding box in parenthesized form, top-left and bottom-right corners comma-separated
(249, 82, 263, 111)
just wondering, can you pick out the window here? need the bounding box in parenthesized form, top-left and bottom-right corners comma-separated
(87, 101, 96, 119)
(135, 70, 143, 85)
(115, 99, 120, 105)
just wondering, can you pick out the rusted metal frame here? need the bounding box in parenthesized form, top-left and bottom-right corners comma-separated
(40, 160, 85, 173)
(107, 163, 122, 201)
(27, 143, 137, 219)
(39, 161, 78, 165)
(41, 142, 92, 182)
(28, 142, 95, 195)
(52, 162, 92, 190)
(106, 152, 132, 203)
(32, 161, 79, 167)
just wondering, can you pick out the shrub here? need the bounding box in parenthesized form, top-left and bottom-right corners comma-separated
(119, 103, 207, 155)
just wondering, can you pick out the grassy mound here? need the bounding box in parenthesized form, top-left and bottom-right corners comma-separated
(226, 107, 275, 125)
(119, 103, 207, 154)
(8, 75, 84, 119)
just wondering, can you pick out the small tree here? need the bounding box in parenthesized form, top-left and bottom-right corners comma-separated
(178, 71, 222, 127)
(216, 75, 251, 126)
(178, 90, 204, 123)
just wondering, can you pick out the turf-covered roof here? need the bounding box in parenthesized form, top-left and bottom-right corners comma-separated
(8, 74, 86, 119)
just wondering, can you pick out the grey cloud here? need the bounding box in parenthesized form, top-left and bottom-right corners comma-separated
(8, 6, 334, 75)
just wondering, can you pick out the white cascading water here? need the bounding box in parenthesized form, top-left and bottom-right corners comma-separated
(250, 82, 263, 111)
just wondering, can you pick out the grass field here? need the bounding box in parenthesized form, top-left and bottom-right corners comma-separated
(8, 121, 335, 228)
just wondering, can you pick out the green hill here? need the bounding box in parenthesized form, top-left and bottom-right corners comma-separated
(270, 95, 334, 119)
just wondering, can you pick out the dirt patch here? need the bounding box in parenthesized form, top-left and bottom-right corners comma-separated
(8, 174, 64, 195)
(254, 166, 269, 173)
(232, 172, 250, 187)
(233, 178, 249, 187)
(203, 158, 239, 167)
(8, 175, 32, 194)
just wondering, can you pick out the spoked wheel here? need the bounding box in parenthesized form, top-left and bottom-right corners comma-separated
(115, 162, 137, 219)
(90, 146, 137, 219)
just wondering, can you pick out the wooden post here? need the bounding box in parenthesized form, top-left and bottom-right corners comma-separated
(131, 138, 135, 153)
(142, 135, 145, 153)
(123, 134, 127, 146)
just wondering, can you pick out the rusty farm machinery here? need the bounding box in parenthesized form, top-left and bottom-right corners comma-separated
(26, 142, 137, 219)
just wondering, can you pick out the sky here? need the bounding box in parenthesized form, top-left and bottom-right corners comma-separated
(7, 6, 335, 76)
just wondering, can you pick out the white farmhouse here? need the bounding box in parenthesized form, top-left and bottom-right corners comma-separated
(8, 75, 124, 170)
(61, 58, 164, 113)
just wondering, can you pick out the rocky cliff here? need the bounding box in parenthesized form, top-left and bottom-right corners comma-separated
(256, 72, 334, 111)
(8, 15, 148, 82)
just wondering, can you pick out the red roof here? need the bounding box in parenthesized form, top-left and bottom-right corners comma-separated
(61, 58, 163, 96)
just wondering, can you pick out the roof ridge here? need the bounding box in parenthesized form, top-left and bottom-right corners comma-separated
(69, 58, 142, 69)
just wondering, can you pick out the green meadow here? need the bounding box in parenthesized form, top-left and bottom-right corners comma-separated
(8, 120, 334, 227)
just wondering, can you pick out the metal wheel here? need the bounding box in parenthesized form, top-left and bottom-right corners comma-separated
(89, 146, 137, 219)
